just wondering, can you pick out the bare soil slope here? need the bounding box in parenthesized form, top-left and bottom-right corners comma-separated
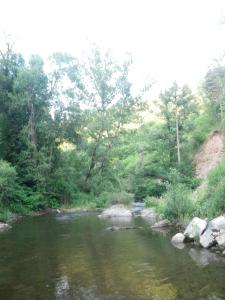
(194, 131, 225, 179)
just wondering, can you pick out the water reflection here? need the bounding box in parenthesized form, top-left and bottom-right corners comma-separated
(188, 248, 225, 267)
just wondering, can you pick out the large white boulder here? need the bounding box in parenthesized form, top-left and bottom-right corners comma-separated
(171, 233, 185, 244)
(210, 216, 225, 230)
(216, 233, 225, 248)
(200, 225, 215, 248)
(99, 205, 132, 218)
(200, 216, 225, 248)
(184, 217, 207, 240)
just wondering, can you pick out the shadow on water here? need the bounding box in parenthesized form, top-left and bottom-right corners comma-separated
(0, 213, 225, 300)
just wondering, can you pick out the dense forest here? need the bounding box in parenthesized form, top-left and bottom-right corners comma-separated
(1, 42, 225, 221)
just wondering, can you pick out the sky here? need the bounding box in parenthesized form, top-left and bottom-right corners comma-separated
(1, 0, 225, 94)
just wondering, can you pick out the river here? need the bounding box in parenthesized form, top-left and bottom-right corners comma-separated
(0, 212, 225, 300)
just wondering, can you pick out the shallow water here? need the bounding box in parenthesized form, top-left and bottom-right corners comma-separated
(0, 212, 225, 300)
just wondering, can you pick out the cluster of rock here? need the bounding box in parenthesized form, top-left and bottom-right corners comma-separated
(99, 205, 161, 223)
(171, 216, 225, 255)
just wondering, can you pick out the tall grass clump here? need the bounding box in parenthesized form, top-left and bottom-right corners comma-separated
(199, 159, 225, 217)
(163, 183, 194, 221)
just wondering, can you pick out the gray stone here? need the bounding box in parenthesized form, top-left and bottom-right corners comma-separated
(105, 226, 142, 231)
(99, 205, 132, 218)
(200, 226, 216, 248)
(210, 215, 225, 230)
(222, 250, 225, 256)
(171, 232, 185, 243)
(0, 222, 11, 232)
(151, 219, 171, 228)
(200, 216, 225, 248)
(171, 242, 185, 250)
(184, 217, 207, 240)
(216, 233, 225, 248)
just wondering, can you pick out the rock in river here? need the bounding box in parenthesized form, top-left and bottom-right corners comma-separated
(200, 216, 225, 248)
(171, 232, 185, 244)
(99, 205, 132, 218)
(184, 217, 207, 240)
(216, 233, 225, 248)
(200, 225, 215, 248)
(151, 219, 171, 228)
(0, 222, 11, 232)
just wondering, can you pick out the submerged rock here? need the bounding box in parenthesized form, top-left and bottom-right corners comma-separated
(184, 217, 207, 240)
(151, 219, 171, 228)
(171, 232, 185, 244)
(99, 205, 132, 218)
(105, 226, 142, 231)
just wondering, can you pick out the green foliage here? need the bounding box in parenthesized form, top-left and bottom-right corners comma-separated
(0, 160, 17, 207)
(104, 191, 134, 207)
(163, 183, 194, 221)
(0, 208, 12, 222)
(197, 159, 225, 217)
(0, 42, 224, 219)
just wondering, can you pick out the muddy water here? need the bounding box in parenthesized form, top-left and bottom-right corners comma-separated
(0, 212, 225, 300)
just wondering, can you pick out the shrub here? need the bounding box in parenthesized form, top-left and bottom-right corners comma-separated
(144, 196, 159, 208)
(163, 183, 194, 221)
(198, 159, 225, 217)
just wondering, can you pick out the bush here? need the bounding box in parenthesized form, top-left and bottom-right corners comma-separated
(163, 183, 194, 221)
(198, 159, 225, 217)
(144, 196, 159, 208)
(0, 160, 17, 207)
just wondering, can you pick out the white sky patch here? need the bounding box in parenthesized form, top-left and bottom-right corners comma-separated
(1, 0, 225, 94)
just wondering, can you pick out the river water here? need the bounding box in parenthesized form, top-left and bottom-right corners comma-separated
(0, 212, 225, 300)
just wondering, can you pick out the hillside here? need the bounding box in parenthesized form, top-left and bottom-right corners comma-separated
(193, 131, 225, 179)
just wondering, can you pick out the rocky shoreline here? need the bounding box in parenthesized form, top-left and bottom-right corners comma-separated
(171, 216, 225, 257)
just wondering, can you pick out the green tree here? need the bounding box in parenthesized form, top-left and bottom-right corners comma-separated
(159, 82, 197, 165)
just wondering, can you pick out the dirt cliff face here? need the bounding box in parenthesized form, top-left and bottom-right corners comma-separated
(194, 131, 225, 179)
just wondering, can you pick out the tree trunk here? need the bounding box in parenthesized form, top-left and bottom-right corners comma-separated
(28, 99, 37, 150)
(176, 110, 181, 165)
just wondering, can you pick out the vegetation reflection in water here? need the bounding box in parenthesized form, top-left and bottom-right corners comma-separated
(0, 213, 225, 300)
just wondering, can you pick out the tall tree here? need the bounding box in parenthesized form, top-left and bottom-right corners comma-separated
(159, 82, 197, 165)
(57, 47, 145, 193)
